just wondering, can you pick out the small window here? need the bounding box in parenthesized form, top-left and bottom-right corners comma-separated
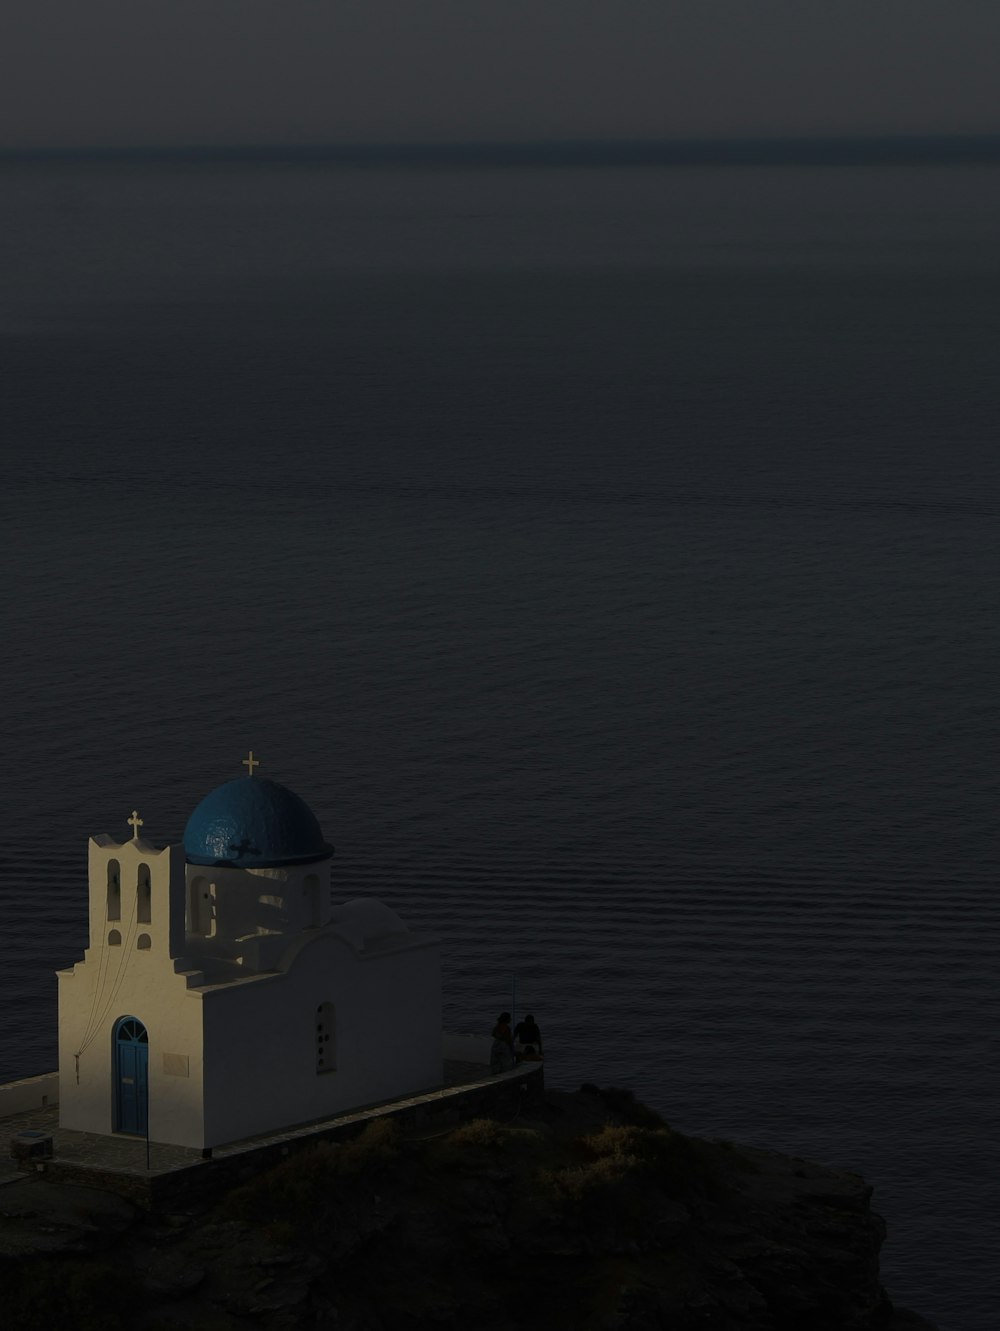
(107, 860, 121, 921)
(108, 929, 122, 946)
(137, 933, 151, 950)
(137, 864, 152, 924)
(316, 1002, 335, 1074)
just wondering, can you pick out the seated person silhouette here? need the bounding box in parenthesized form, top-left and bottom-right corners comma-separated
(514, 1013, 543, 1056)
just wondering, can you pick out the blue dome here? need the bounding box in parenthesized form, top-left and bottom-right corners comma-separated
(184, 777, 334, 869)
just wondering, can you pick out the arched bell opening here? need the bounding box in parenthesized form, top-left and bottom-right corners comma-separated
(107, 859, 121, 922)
(137, 863, 152, 924)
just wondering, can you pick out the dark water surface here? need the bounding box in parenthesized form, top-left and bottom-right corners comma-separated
(2, 157, 999, 1329)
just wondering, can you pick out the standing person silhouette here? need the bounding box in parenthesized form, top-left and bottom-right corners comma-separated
(514, 1012, 542, 1056)
(490, 1012, 515, 1073)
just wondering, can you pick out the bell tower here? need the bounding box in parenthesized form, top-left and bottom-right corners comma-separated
(87, 813, 186, 960)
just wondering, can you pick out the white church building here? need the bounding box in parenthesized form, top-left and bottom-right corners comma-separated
(57, 759, 442, 1150)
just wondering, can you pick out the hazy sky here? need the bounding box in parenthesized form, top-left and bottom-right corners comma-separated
(2, 1, 998, 149)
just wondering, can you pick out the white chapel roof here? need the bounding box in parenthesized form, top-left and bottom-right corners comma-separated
(328, 898, 409, 950)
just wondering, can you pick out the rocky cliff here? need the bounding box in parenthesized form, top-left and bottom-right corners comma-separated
(0, 1085, 939, 1331)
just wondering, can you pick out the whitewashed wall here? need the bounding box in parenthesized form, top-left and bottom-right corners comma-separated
(0, 1071, 59, 1117)
(201, 929, 442, 1147)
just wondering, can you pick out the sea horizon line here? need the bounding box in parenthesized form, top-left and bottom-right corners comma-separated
(2, 133, 1000, 168)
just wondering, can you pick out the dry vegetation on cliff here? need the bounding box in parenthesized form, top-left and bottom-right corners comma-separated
(0, 1086, 937, 1331)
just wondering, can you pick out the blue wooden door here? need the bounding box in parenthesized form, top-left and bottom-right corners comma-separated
(113, 1016, 149, 1135)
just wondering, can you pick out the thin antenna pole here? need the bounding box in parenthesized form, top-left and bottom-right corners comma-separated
(511, 973, 516, 1033)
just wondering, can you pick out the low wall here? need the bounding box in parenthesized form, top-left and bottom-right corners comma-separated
(0, 1072, 58, 1118)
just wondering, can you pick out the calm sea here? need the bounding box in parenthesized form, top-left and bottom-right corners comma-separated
(1, 152, 998, 1330)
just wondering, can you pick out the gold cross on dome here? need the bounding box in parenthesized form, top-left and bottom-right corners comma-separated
(242, 750, 261, 777)
(127, 810, 143, 840)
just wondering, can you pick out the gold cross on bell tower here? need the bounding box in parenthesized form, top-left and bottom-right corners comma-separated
(242, 750, 261, 777)
(127, 810, 143, 840)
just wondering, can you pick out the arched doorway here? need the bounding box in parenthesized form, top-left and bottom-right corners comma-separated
(113, 1015, 149, 1135)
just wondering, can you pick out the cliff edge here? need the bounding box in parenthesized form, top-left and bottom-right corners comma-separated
(0, 1084, 938, 1331)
